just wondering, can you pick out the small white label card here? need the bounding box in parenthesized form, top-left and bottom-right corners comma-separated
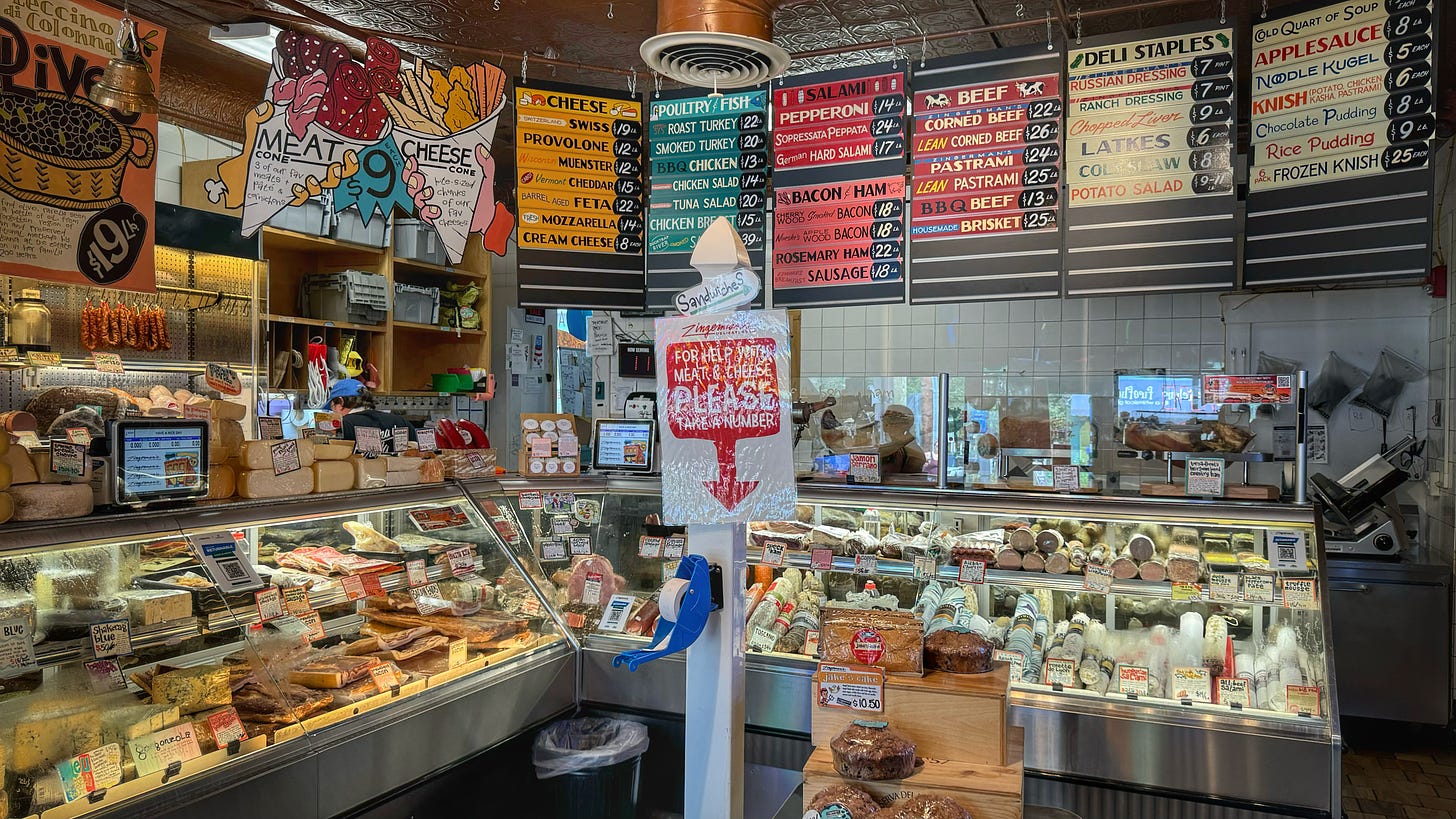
(89, 619, 131, 658)
(761, 538, 787, 566)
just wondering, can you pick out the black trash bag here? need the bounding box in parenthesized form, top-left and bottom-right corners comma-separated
(1351, 348, 1424, 418)
(532, 718, 649, 779)
(1308, 351, 1367, 418)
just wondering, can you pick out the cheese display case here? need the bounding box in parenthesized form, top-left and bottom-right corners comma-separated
(0, 484, 574, 819)
(502, 476, 1338, 818)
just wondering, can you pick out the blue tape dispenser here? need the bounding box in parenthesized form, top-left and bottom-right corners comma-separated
(613, 554, 723, 671)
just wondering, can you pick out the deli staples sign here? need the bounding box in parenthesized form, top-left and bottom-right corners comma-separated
(1249, 0, 1435, 191)
(656, 310, 794, 524)
(0, 0, 165, 291)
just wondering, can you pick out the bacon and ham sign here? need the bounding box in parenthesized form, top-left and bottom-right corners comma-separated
(656, 310, 795, 524)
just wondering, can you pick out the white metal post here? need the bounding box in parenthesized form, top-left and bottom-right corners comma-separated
(683, 522, 746, 819)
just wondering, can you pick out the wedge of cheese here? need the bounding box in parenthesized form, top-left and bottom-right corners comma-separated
(102, 703, 182, 746)
(240, 438, 316, 471)
(208, 461, 237, 499)
(313, 441, 354, 460)
(312, 459, 354, 493)
(384, 455, 421, 473)
(116, 588, 193, 626)
(30, 449, 93, 484)
(348, 455, 387, 489)
(2, 444, 38, 484)
(385, 469, 420, 487)
(12, 703, 102, 771)
(238, 467, 315, 499)
(151, 665, 230, 714)
(10, 483, 93, 521)
(210, 419, 245, 464)
(210, 399, 247, 421)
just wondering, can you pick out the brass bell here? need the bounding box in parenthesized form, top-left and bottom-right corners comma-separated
(89, 13, 157, 115)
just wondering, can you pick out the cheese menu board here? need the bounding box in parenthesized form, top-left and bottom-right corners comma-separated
(515, 79, 645, 309)
(1064, 20, 1238, 295)
(909, 46, 1064, 303)
(1245, 0, 1435, 286)
(772, 63, 908, 308)
(645, 89, 769, 311)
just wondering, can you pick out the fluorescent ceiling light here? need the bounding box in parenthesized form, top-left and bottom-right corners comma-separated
(209, 22, 280, 64)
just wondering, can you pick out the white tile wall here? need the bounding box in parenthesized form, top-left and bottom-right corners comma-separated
(154, 122, 242, 206)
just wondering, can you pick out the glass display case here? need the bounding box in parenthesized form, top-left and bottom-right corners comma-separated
(0, 484, 573, 819)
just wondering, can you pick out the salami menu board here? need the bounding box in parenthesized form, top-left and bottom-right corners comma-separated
(772, 64, 907, 308)
(909, 46, 1064, 303)
(1064, 21, 1238, 295)
(1245, 0, 1435, 286)
(515, 79, 645, 309)
(645, 89, 768, 310)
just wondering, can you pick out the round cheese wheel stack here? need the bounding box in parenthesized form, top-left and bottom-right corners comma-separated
(10, 483, 93, 520)
(207, 462, 237, 499)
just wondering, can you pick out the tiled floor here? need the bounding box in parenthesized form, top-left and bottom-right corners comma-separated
(1343, 719, 1456, 818)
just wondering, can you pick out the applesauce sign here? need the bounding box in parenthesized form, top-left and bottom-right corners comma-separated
(0, 0, 165, 291)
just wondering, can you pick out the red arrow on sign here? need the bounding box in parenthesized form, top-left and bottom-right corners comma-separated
(664, 337, 781, 511)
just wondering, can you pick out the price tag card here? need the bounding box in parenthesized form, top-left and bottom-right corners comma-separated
(189, 532, 263, 593)
(583, 572, 604, 605)
(270, 615, 310, 640)
(1242, 573, 1275, 604)
(1118, 665, 1150, 696)
(912, 556, 937, 581)
(568, 535, 593, 556)
(91, 351, 124, 373)
(847, 452, 881, 485)
(1052, 465, 1080, 491)
(340, 575, 367, 601)
(0, 617, 38, 675)
(270, 440, 301, 475)
(58, 743, 123, 803)
(0, 346, 18, 364)
(445, 547, 476, 576)
(254, 588, 283, 622)
(1270, 529, 1309, 571)
(530, 437, 553, 458)
(405, 559, 429, 587)
(25, 350, 61, 367)
(410, 583, 449, 615)
(89, 619, 131, 658)
(1084, 564, 1114, 593)
(598, 594, 636, 633)
(408, 507, 470, 531)
(638, 536, 663, 558)
(1208, 572, 1239, 602)
(662, 559, 682, 582)
(354, 426, 384, 454)
(361, 573, 387, 597)
(205, 362, 243, 395)
(65, 427, 92, 446)
(552, 516, 575, 535)
(810, 548, 834, 570)
(370, 663, 401, 694)
(182, 401, 212, 420)
(1172, 667, 1212, 703)
(804, 630, 820, 658)
(664, 535, 686, 559)
(761, 539, 787, 566)
(207, 708, 248, 746)
(958, 559, 987, 585)
(542, 539, 567, 561)
(448, 638, 467, 668)
(465, 452, 487, 470)
(129, 724, 203, 776)
(816, 665, 885, 712)
(853, 554, 877, 576)
(994, 649, 1024, 679)
(84, 659, 126, 693)
(1282, 578, 1317, 609)
(416, 428, 438, 452)
(1185, 457, 1225, 496)
(544, 492, 576, 513)
(521, 596, 545, 617)
(49, 439, 87, 478)
(297, 611, 326, 642)
(1043, 657, 1077, 687)
(1218, 677, 1252, 708)
(391, 426, 409, 452)
(1286, 684, 1321, 716)
(279, 585, 311, 617)
(1172, 582, 1202, 602)
(257, 416, 284, 440)
(573, 498, 601, 524)
(558, 434, 579, 458)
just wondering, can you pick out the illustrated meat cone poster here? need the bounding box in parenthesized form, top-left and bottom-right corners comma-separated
(0, 0, 166, 291)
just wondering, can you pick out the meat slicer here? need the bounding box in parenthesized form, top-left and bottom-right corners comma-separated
(1309, 436, 1417, 556)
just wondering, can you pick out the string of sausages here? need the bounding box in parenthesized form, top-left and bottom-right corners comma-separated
(81, 298, 171, 352)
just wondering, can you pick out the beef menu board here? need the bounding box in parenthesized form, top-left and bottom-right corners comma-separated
(1064, 21, 1238, 295)
(645, 89, 768, 311)
(909, 46, 1065, 303)
(1245, 0, 1436, 286)
(772, 63, 908, 308)
(515, 79, 645, 309)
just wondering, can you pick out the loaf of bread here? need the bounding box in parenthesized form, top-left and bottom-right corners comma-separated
(807, 785, 881, 819)
(869, 795, 971, 819)
(821, 608, 923, 675)
(924, 629, 997, 674)
(830, 721, 916, 781)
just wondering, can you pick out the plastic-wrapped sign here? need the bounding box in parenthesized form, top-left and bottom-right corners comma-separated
(656, 310, 795, 524)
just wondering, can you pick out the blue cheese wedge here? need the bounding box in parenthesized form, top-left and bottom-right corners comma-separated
(115, 588, 193, 626)
(151, 665, 230, 715)
(12, 702, 102, 771)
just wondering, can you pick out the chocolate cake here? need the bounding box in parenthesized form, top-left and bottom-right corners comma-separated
(806, 785, 882, 819)
(924, 629, 997, 674)
(830, 720, 917, 781)
(869, 795, 972, 819)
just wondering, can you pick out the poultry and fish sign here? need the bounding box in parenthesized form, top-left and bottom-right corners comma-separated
(211, 31, 514, 260)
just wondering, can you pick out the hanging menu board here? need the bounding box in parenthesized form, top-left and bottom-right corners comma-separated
(772, 64, 907, 308)
(909, 46, 1064, 303)
(1245, 0, 1435, 286)
(515, 79, 645, 309)
(645, 89, 769, 311)
(1064, 20, 1238, 295)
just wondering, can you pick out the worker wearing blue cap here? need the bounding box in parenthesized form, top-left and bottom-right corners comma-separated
(328, 378, 417, 445)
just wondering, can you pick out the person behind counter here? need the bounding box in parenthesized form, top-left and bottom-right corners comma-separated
(328, 378, 417, 444)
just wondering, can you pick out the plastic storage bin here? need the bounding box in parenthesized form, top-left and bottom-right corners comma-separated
(267, 197, 328, 235)
(303, 270, 388, 325)
(332, 208, 388, 247)
(394, 283, 440, 325)
(394, 218, 448, 266)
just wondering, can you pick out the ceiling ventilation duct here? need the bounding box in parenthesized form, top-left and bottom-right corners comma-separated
(641, 0, 790, 90)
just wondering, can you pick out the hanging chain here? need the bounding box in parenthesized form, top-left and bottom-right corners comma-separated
(520, 51, 528, 83)
(1261, 0, 1268, 18)
(889, 37, 897, 68)
(1046, 12, 1054, 51)
(1015, 2, 1025, 18)
(627, 67, 637, 96)
(654, 71, 662, 99)
(1219, 0, 1226, 24)
(607, 2, 613, 18)
(1075, 7, 1083, 44)
(492, 0, 500, 10)
(920, 33, 928, 68)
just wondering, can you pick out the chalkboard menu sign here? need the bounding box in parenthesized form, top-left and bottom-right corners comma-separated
(1245, 0, 1435, 286)
(646, 89, 768, 311)
(771, 64, 908, 308)
(515, 79, 645, 309)
(1064, 20, 1238, 295)
(909, 46, 1064, 303)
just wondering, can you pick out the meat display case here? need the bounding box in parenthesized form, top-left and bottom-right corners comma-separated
(489, 475, 1339, 819)
(0, 484, 575, 819)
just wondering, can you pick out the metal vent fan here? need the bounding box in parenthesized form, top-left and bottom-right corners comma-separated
(641, 0, 789, 90)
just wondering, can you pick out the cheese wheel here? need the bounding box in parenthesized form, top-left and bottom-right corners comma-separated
(210, 400, 247, 421)
(384, 456, 421, 473)
(240, 439, 316, 471)
(384, 469, 420, 487)
(9, 483, 94, 521)
(0, 430, 9, 455)
(0, 461, 9, 491)
(207, 462, 237, 499)
(237, 467, 314, 499)
(31, 450, 93, 484)
(312, 441, 354, 461)
(0, 490, 13, 523)
(311, 459, 354, 493)
(348, 455, 387, 489)
(218, 419, 245, 457)
(3, 445, 39, 484)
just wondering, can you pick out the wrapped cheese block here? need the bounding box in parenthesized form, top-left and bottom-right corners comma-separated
(349, 455, 388, 489)
(312, 441, 354, 460)
(152, 665, 231, 714)
(115, 588, 192, 625)
(211, 418, 245, 464)
(830, 720, 917, 780)
(312, 459, 354, 493)
(34, 567, 99, 607)
(821, 608, 923, 675)
(100, 703, 181, 746)
(240, 438, 316, 471)
(207, 461, 237, 499)
(385, 468, 421, 487)
(238, 467, 315, 499)
(12, 702, 102, 771)
(418, 456, 444, 483)
(384, 455, 421, 473)
(2, 443, 39, 484)
(29, 448, 94, 485)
